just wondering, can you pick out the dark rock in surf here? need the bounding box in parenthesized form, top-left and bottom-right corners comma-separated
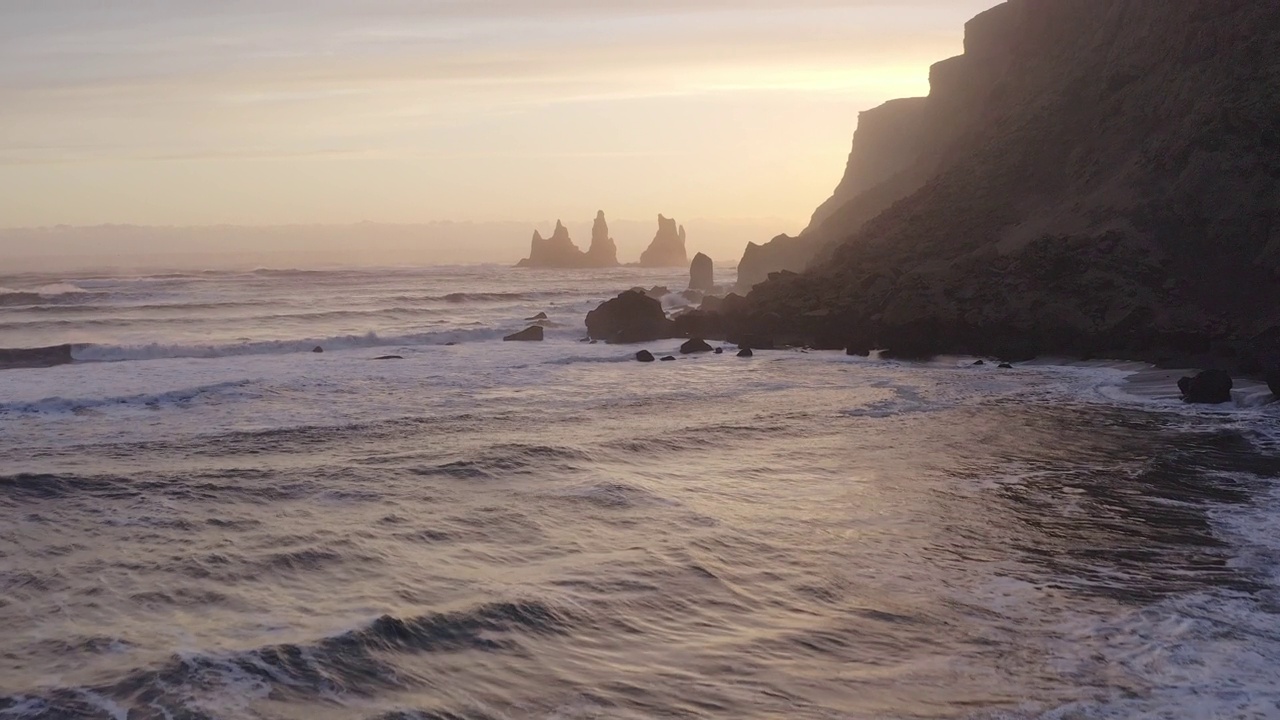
(0, 344, 74, 369)
(680, 338, 714, 354)
(312, 346, 324, 353)
(998, 363, 1014, 369)
(1178, 369, 1233, 404)
(526, 312, 549, 321)
(714, 347, 724, 355)
(585, 290, 674, 344)
(661, 356, 676, 361)
(846, 344, 871, 357)
(737, 348, 754, 358)
(636, 350, 656, 362)
(374, 355, 404, 360)
(973, 360, 986, 366)
(504, 326, 545, 342)
(1267, 368, 1280, 399)
(689, 252, 715, 291)
(699, 295, 724, 313)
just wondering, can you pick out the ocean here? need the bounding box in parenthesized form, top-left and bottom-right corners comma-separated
(1, 265, 1279, 720)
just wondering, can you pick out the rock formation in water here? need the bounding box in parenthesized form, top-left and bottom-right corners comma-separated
(585, 290, 675, 344)
(692, 0, 1280, 372)
(504, 326, 545, 342)
(584, 211, 620, 267)
(516, 214, 620, 268)
(689, 253, 714, 291)
(639, 215, 689, 268)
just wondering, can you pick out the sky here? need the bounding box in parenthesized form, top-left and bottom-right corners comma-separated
(0, 1, 998, 226)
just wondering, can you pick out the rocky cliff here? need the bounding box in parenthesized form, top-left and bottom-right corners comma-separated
(717, 0, 1280, 370)
(639, 215, 689, 268)
(517, 214, 620, 268)
(584, 211, 620, 267)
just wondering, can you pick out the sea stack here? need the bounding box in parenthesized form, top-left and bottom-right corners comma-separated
(516, 220, 586, 268)
(689, 253, 714, 291)
(584, 211, 620, 267)
(639, 215, 689, 268)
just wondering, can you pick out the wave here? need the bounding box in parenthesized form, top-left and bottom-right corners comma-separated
(0, 600, 573, 719)
(0, 284, 106, 308)
(0, 380, 259, 415)
(70, 327, 510, 363)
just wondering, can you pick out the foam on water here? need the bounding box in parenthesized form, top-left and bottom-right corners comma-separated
(1, 266, 1278, 720)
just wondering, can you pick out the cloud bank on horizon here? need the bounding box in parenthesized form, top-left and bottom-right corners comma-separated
(0, 0, 995, 232)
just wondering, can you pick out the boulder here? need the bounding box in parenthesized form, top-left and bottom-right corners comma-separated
(373, 355, 404, 360)
(312, 346, 324, 353)
(689, 252, 714, 291)
(846, 345, 871, 358)
(1178, 369, 1233, 404)
(737, 348, 754, 358)
(973, 360, 985, 366)
(526, 312, 549, 321)
(680, 338, 714, 354)
(699, 295, 724, 313)
(504, 326, 545, 342)
(646, 286, 671, 300)
(636, 350, 656, 363)
(998, 363, 1014, 369)
(661, 356, 677, 362)
(714, 347, 724, 355)
(585, 290, 674, 344)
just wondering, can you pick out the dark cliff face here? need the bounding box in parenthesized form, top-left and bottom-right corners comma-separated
(740, 0, 1280, 367)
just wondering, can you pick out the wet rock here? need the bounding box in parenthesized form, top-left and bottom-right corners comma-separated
(699, 295, 724, 313)
(1178, 369, 1233, 404)
(636, 350, 656, 363)
(680, 338, 714, 354)
(312, 346, 324, 353)
(526, 312, 549, 321)
(737, 348, 754, 358)
(373, 355, 404, 360)
(689, 252, 714, 291)
(661, 356, 677, 362)
(846, 345, 871, 358)
(973, 360, 986, 366)
(998, 363, 1014, 369)
(503, 326, 545, 342)
(714, 347, 724, 355)
(585, 290, 674, 344)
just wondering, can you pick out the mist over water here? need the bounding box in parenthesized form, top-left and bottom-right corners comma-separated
(2, 266, 1279, 719)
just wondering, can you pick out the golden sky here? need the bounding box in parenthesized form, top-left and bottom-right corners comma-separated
(0, 1, 996, 230)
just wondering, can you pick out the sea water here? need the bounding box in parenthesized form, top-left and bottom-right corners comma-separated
(1, 266, 1278, 719)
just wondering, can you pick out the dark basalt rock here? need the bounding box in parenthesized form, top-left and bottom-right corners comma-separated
(526, 312, 549, 321)
(1268, 368, 1280, 399)
(689, 252, 714, 291)
(503, 326, 545, 342)
(585, 290, 674, 344)
(973, 360, 986, 366)
(660, 356, 676, 362)
(636, 350, 656, 362)
(1178, 370, 1233, 404)
(680, 338, 714, 354)
(846, 345, 871, 358)
(374, 355, 404, 360)
(737, 348, 754, 358)
(714, 347, 724, 355)
(998, 363, 1014, 369)
(0, 344, 74, 369)
(312, 346, 324, 353)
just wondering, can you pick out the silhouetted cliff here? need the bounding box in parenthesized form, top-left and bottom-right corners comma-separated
(719, 0, 1280, 369)
(639, 215, 689, 268)
(517, 214, 620, 268)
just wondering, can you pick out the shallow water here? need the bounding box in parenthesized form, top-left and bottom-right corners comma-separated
(1, 267, 1278, 719)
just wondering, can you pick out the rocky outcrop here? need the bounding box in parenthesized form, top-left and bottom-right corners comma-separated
(680, 338, 713, 354)
(517, 214, 621, 268)
(1179, 370, 1233, 404)
(584, 211, 620, 267)
(504, 326, 545, 342)
(585, 290, 674, 344)
(709, 0, 1280, 372)
(639, 215, 689, 268)
(736, 235, 821, 291)
(636, 350, 656, 362)
(689, 253, 714, 291)
(0, 344, 74, 369)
